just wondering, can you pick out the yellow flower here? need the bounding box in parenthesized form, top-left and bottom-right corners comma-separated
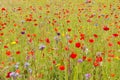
(11, 42, 16, 45)
(62, 33, 65, 37)
(47, 32, 50, 34)
(56, 63, 60, 67)
(114, 56, 120, 60)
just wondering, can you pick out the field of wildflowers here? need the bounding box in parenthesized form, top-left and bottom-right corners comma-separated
(0, 0, 120, 80)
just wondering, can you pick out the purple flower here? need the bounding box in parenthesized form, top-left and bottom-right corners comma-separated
(15, 63, 19, 69)
(78, 59, 83, 63)
(10, 72, 19, 79)
(85, 73, 91, 80)
(39, 44, 46, 50)
(24, 62, 30, 68)
(21, 31, 25, 34)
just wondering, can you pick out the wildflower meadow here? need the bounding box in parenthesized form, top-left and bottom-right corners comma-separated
(0, 0, 120, 80)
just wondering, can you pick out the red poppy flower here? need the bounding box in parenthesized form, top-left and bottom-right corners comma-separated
(112, 33, 118, 37)
(75, 42, 81, 48)
(96, 56, 103, 62)
(4, 45, 8, 48)
(0, 33, 4, 36)
(89, 14, 94, 18)
(103, 26, 109, 31)
(82, 56, 87, 61)
(6, 72, 11, 78)
(117, 41, 120, 45)
(108, 53, 114, 58)
(45, 38, 50, 43)
(6, 50, 11, 56)
(89, 39, 94, 43)
(87, 58, 92, 62)
(94, 61, 99, 67)
(34, 23, 38, 26)
(22, 28, 26, 30)
(68, 39, 73, 43)
(54, 28, 58, 32)
(27, 34, 31, 37)
(28, 51, 34, 55)
(32, 34, 37, 37)
(59, 65, 65, 71)
(93, 34, 98, 38)
(64, 46, 69, 51)
(26, 18, 32, 22)
(70, 52, 77, 59)
(105, 15, 109, 19)
(80, 33, 85, 37)
(67, 28, 71, 32)
(66, 20, 70, 23)
(52, 60, 56, 64)
(14, 23, 17, 27)
(98, 16, 101, 18)
(16, 51, 20, 55)
(80, 33, 85, 40)
(1, 8, 6, 11)
(108, 42, 113, 47)
(110, 73, 115, 77)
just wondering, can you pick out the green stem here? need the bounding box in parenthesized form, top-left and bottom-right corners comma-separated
(65, 60, 68, 80)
